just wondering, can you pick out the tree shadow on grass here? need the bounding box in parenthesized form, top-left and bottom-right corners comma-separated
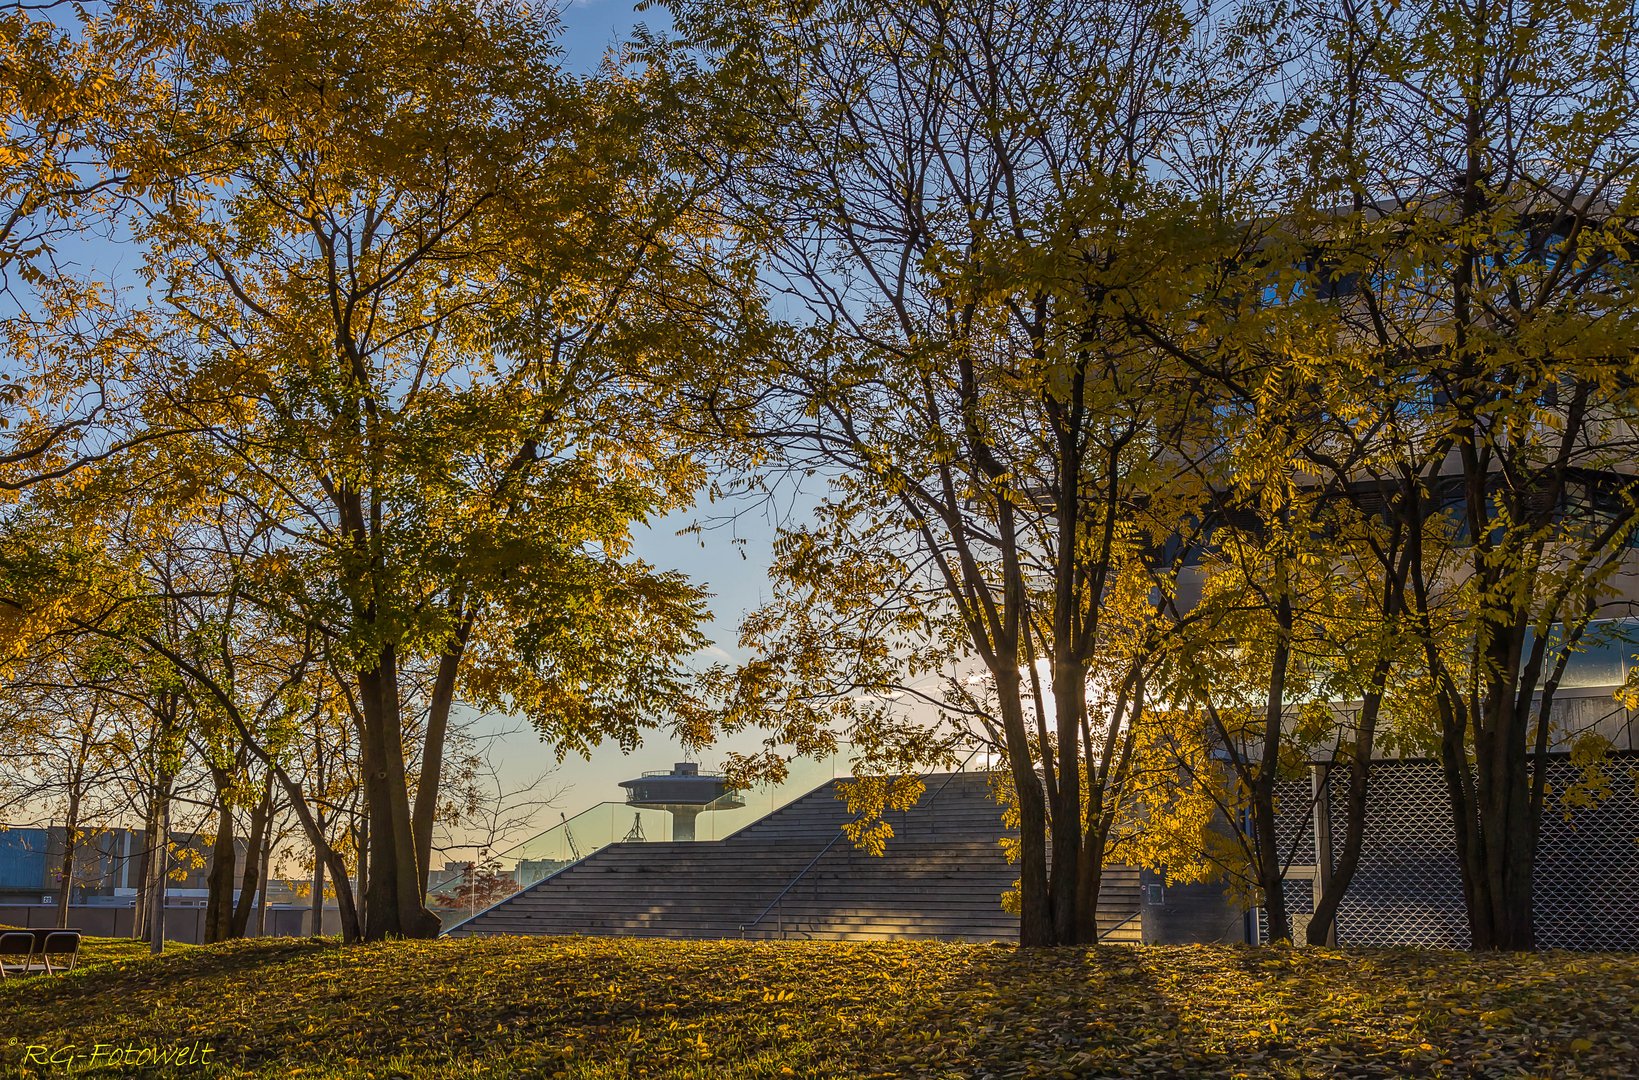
(872, 943, 1186, 1079)
(869, 942, 1639, 1079)
(6, 937, 1637, 1079)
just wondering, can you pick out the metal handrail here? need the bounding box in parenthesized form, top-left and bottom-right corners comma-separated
(739, 745, 987, 938)
(1097, 909, 1142, 942)
(738, 817, 850, 938)
(918, 754, 987, 829)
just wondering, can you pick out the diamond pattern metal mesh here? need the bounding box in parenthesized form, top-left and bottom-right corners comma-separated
(1272, 778, 1316, 868)
(1253, 779, 1319, 944)
(1535, 755, 1639, 950)
(1255, 753, 1639, 949)
(1331, 759, 1471, 948)
(1257, 876, 1313, 944)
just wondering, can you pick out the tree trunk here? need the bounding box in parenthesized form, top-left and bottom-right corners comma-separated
(231, 729, 362, 942)
(1077, 665, 1145, 942)
(224, 729, 361, 941)
(136, 691, 181, 943)
(1308, 518, 1407, 947)
(255, 807, 274, 938)
(1306, 695, 1382, 946)
(55, 789, 81, 929)
(328, 850, 362, 942)
(149, 794, 170, 955)
(995, 667, 1053, 946)
(203, 783, 238, 944)
(230, 774, 273, 938)
(1251, 789, 1289, 943)
(355, 812, 368, 930)
(360, 645, 442, 941)
(1429, 587, 1544, 951)
(133, 792, 157, 941)
(309, 847, 326, 936)
(1251, 589, 1294, 944)
(413, 604, 473, 896)
(1455, 681, 1540, 951)
(1014, 768, 1052, 947)
(1078, 820, 1105, 943)
(1049, 654, 1086, 945)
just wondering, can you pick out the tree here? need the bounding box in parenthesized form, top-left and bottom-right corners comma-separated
(1150, 491, 1335, 945)
(1290, 0, 1639, 950)
(1131, 239, 1428, 944)
(430, 853, 517, 920)
(125, 0, 750, 939)
(674, 0, 1275, 944)
(0, 636, 126, 926)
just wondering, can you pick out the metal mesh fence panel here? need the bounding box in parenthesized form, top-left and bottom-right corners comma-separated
(1332, 758, 1471, 948)
(1257, 877, 1313, 945)
(1535, 755, 1639, 950)
(1256, 753, 1638, 949)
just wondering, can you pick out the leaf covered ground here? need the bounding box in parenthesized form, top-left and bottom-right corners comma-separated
(1, 932, 194, 970)
(2, 935, 1636, 1078)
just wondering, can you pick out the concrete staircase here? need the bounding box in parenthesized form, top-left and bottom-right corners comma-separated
(445, 772, 1143, 944)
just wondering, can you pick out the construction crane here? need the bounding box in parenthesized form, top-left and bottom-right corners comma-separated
(559, 812, 582, 861)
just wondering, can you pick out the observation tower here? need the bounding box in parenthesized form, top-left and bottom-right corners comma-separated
(618, 762, 745, 842)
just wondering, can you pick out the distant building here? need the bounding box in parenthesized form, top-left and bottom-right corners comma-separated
(0, 825, 246, 907)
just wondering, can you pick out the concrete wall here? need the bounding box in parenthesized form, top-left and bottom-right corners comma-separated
(0, 903, 334, 943)
(1138, 871, 1249, 944)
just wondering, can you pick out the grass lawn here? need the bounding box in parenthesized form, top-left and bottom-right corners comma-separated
(2, 935, 1637, 1078)
(0, 931, 191, 972)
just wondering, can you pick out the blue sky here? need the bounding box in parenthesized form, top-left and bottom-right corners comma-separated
(555, 0, 663, 64)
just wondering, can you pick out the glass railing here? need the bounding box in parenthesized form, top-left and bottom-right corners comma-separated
(431, 752, 847, 927)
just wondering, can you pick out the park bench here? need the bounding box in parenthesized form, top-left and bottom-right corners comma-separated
(0, 929, 82, 977)
(0, 931, 32, 978)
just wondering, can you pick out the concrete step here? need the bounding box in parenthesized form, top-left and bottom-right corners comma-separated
(449, 771, 1143, 945)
